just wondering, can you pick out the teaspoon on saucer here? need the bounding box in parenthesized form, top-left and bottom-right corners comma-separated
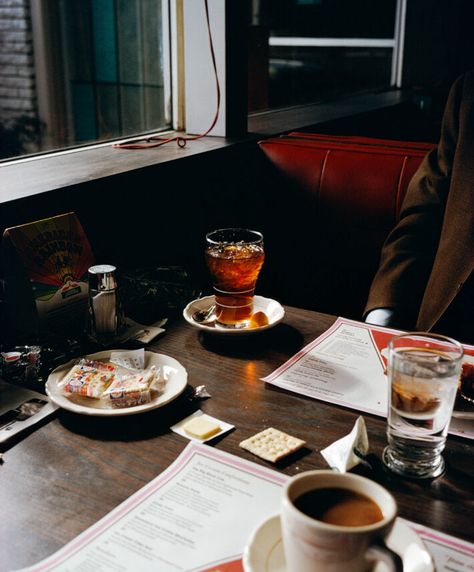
(192, 304, 216, 324)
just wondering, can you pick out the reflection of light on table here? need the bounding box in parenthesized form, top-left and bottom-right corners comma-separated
(244, 362, 257, 384)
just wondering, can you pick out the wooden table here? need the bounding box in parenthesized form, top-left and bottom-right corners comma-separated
(1, 307, 473, 571)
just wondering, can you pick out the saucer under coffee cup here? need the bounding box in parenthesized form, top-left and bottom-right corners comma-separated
(281, 470, 402, 572)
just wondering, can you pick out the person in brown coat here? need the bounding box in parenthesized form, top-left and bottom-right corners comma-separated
(365, 71, 474, 344)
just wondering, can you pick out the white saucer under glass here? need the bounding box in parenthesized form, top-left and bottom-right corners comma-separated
(183, 295, 285, 335)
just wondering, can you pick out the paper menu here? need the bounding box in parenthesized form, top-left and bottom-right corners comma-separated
(262, 317, 474, 440)
(404, 520, 474, 572)
(15, 442, 473, 572)
(18, 442, 286, 572)
(264, 317, 391, 416)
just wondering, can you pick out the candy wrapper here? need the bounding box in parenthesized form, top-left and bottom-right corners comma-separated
(102, 365, 157, 408)
(320, 416, 369, 473)
(193, 385, 211, 399)
(59, 359, 119, 399)
(108, 349, 166, 393)
(59, 353, 166, 409)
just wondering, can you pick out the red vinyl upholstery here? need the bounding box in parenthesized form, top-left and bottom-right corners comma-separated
(257, 133, 436, 318)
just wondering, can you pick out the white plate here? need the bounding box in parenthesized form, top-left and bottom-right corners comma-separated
(242, 515, 434, 572)
(45, 350, 187, 416)
(453, 354, 474, 419)
(183, 295, 285, 335)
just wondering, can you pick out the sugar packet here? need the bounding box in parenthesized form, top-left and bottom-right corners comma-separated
(320, 416, 369, 472)
(110, 348, 145, 370)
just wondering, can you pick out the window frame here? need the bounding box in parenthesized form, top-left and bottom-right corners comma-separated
(255, 0, 407, 111)
(28, 0, 174, 154)
(30, 0, 69, 150)
(1, 0, 410, 206)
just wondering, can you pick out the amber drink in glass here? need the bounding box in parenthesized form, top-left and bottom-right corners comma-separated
(205, 228, 264, 328)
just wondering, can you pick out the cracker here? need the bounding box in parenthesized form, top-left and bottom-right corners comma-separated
(239, 427, 306, 463)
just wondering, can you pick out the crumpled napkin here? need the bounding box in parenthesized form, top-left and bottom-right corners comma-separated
(320, 416, 369, 472)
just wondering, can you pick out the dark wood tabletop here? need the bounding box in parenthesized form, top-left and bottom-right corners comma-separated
(1, 306, 473, 571)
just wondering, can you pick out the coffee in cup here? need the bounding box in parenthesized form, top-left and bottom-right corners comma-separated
(294, 486, 384, 527)
(281, 470, 403, 572)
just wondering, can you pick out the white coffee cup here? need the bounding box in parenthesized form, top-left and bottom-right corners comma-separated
(281, 470, 403, 572)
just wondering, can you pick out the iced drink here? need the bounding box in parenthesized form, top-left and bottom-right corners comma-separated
(205, 229, 264, 328)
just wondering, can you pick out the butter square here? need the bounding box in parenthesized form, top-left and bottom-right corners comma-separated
(171, 410, 234, 443)
(183, 416, 221, 439)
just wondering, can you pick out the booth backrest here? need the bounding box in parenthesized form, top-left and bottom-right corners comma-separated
(257, 133, 436, 318)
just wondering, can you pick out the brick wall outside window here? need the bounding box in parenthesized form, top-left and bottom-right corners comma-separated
(0, 0, 37, 122)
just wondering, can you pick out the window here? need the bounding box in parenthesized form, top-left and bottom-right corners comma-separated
(0, 0, 171, 161)
(248, 0, 404, 112)
(1, 0, 408, 168)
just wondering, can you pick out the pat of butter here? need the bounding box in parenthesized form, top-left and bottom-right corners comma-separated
(183, 416, 221, 439)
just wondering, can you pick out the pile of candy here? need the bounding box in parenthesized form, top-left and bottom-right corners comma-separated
(60, 358, 164, 408)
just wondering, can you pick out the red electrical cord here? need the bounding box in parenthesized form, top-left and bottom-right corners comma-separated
(113, 0, 220, 150)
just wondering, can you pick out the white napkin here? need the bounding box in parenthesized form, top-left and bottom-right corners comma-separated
(320, 416, 369, 472)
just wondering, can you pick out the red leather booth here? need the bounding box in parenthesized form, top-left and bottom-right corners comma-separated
(257, 132, 436, 319)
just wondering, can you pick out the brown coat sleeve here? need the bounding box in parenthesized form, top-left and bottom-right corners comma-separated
(364, 74, 465, 327)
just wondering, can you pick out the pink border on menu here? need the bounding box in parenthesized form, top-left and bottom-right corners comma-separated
(405, 520, 474, 557)
(262, 317, 401, 383)
(26, 442, 287, 572)
(262, 317, 396, 417)
(23, 445, 474, 572)
(264, 317, 474, 383)
(264, 375, 383, 417)
(262, 318, 342, 382)
(263, 317, 474, 439)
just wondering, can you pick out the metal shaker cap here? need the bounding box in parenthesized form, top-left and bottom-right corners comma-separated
(88, 264, 117, 291)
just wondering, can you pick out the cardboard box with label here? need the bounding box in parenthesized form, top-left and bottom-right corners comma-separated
(2, 212, 95, 340)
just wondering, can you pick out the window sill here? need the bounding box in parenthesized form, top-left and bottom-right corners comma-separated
(0, 134, 238, 206)
(247, 89, 411, 135)
(1, 90, 413, 206)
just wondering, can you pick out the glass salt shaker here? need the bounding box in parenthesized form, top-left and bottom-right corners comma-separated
(87, 264, 123, 344)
